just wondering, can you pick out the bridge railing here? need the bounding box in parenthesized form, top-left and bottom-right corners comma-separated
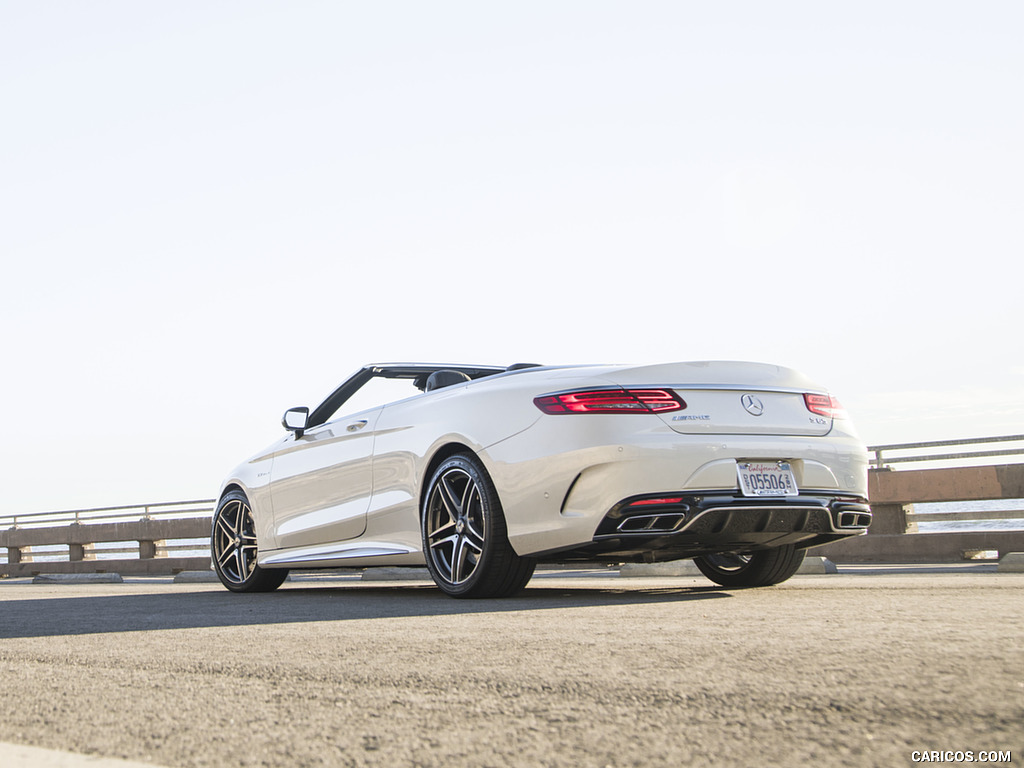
(4, 437, 1024, 574)
(817, 459, 1024, 563)
(1, 500, 216, 576)
(0, 499, 216, 530)
(868, 435, 1024, 469)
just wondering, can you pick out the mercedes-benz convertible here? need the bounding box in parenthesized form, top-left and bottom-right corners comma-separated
(212, 362, 870, 597)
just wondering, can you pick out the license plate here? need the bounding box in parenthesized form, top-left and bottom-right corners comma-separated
(737, 462, 798, 497)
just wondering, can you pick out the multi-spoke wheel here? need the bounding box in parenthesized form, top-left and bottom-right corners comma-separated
(212, 490, 288, 593)
(422, 453, 535, 598)
(692, 544, 806, 587)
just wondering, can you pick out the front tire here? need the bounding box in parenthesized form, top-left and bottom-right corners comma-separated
(693, 545, 805, 587)
(212, 490, 288, 593)
(422, 454, 535, 598)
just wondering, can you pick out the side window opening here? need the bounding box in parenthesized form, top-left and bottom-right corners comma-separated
(325, 376, 424, 424)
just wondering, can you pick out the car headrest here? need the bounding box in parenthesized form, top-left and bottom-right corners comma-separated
(424, 369, 472, 392)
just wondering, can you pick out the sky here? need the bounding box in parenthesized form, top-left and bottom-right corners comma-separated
(2, 2, 1022, 515)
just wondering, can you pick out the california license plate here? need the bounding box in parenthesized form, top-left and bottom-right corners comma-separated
(737, 462, 798, 497)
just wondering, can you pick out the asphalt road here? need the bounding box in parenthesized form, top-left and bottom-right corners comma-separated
(0, 569, 1021, 768)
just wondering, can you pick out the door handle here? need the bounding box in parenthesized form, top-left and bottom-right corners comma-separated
(346, 420, 368, 433)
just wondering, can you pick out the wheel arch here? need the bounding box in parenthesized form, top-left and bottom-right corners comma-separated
(417, 441, 535, 597)
(419, 441, 478, 512)
(212, 484, 247, 536)
(219, 482, 247, 503)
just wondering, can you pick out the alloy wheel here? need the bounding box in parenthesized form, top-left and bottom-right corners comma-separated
(213, 497, 258, 585)
(693, 545, 805, 587)
(702, 552, 752, 572)
(425, 466, 486, 586)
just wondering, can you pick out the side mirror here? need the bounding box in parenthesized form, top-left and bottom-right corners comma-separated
(282, 407, 310, 435)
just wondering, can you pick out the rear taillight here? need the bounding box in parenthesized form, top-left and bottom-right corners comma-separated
(534, 388, 686, 414)
(628, 496, 685, 506)
(804, 393, 846, 419)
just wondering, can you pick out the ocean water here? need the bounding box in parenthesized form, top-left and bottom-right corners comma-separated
(913, 499, 1024, 532)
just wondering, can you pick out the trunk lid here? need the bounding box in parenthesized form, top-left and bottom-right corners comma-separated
(600, 361, 832, 437)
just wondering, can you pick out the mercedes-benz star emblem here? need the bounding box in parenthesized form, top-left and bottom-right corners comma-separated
(741, 394, 765, 416)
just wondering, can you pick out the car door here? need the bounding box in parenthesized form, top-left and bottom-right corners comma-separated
(267, 407, 383, 550)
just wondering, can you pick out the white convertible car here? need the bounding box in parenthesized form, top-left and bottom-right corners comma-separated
(213, 362, 871, 597)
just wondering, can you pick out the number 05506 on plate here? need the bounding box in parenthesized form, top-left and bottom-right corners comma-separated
(737, 462, 798, 497)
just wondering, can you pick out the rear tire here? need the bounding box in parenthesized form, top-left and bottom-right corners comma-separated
(212, 490, 289, 593)
(422, 453, 535, 598)
(693, 545, 805, 587)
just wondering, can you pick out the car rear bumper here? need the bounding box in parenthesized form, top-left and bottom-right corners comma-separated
(481, 411, 870, 559)
(530, 491, 871, 563)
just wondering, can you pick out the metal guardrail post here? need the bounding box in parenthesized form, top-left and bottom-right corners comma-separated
(872, 448, 884, 470)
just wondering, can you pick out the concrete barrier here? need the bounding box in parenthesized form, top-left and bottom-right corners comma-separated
(796, 556, 839, 574)
(619, 557, 836, 578)
(997, 552, 1024, 573)
(32, 573, 124, 584)
(360, 567, 431, 581)
(1, 518, 211, 577)
(620, 560, 704, 578)
(172, 571, 220, 584)
(815, 531, 1024, 563)
(815, 464, 1024, 564)
(3, 463, 1022, 576)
